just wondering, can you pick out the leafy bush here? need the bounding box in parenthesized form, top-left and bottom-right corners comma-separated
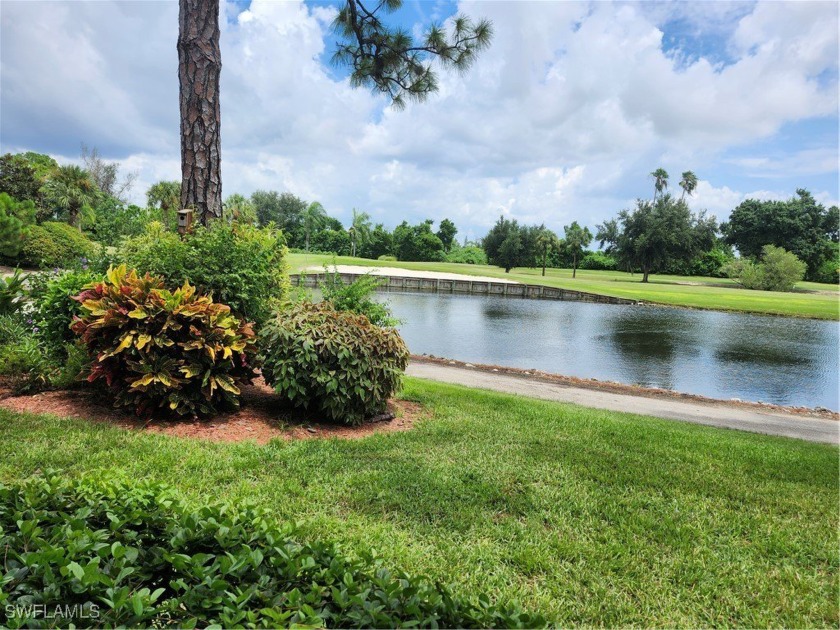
(0, 473, 543, 629)
(32, 269, 101, 355)
(446, 245, 487, 265)
(724, 245, 807, 292)
(0, 314, 49, 391)
(18, 221, 97, 269)
(813, 252, 839, 285)
(319, 269, 398, 327)
(579, 251, 618, 271)
(71, 266, 257, 417)
(378, 254, 397, 261)
(0, 268, 26, 315)
(259, 301, 409, 425)
(120, 222, 289, 324)
(0, 193, 35, 258)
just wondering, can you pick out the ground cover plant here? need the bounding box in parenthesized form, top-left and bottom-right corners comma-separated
(287, 252, 840, 320)
(0, 472, 541, 629)
(72, 265, 256, 417)
(0, 379, 835, 627)
(259, 301, 409, 424)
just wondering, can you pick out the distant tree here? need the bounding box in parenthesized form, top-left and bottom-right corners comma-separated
(42, 165, 100, 229)
(299, 201, 327, 252)
(178, 0, 492, 224)
(146, 180, 181, 228)
(223, 193, 257, 225)
(722, 189, 837, 281)
(483, 215, 523, 273)
(348, 208, 372, 257)
(650, 168, 669, 202)
(602, 195, 716, 283)
(535, 227, 560, 276)
(0, 154, 41, 204)
(311, 228, 351, 256)
(359, 223, 393, 259)
(392, 219, 445, 261)
(251, 191, 307, 245)
(679, 170, 698, 201)
(563, 221, 593, 278)
(80, 144, 138, 202)
(436, 218, 458, 252)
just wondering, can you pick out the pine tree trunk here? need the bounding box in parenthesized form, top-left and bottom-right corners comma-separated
(178, 0, 222, 225)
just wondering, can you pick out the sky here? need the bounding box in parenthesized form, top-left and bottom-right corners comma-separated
(1, 0, 837, 242)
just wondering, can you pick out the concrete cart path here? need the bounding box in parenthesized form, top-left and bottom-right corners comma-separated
(406, 362, 839, 445)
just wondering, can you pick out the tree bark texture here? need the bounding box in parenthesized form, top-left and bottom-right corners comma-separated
(178, 0, 222, 224)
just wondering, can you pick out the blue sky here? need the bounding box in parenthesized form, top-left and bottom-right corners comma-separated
(1, 0, 837, 241)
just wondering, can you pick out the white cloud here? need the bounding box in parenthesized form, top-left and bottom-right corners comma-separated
(0, 0, 836, 236)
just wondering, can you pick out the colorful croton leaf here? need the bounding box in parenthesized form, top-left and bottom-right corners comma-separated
(71, 265, 256, 417)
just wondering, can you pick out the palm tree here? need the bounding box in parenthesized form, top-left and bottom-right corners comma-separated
(679, 170, 698, 202)
(535, 227, 560, 276)
(349, 208, 371, 257)
(42, 165, 99, 229)
(146, 180, 181, 227)
(222, 193, 257, 225)
(302, 202, 327, 252)
(650, 168, 669, 202)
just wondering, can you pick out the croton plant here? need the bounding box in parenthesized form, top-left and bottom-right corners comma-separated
(71, 265, 256, 417)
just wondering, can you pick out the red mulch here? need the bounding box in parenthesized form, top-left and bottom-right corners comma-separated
(0, 377, 426, 444)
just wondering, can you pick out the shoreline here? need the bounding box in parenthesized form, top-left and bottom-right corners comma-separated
(410, 354, 839, 421)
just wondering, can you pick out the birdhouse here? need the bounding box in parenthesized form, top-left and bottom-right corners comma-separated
(177, 208, 194, 235)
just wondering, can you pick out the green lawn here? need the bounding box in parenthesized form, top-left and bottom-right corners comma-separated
(1, 378, 836, 626)
(288, 253, 840, 320)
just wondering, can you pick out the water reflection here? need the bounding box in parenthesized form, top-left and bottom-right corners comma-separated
(378, 291, 839, 409)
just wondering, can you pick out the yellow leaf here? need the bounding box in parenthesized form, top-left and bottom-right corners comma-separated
(128, 308, 147, 319)
(115, 334, 135, 354)
(222, 346, 232, 359)
(130, 374, 155, 388)
(135, 334, 152, 350)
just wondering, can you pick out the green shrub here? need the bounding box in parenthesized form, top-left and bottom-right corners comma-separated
(18, 221, 97, 269)
(0, 473, 543, 629)
(71, 266, 257, 417)
(0, 268, 26, 315)
(724, 245, 807, 292)
(120, 221, 289, 324)
(259, 301, 409, 425)
(31, 269, 101, 356)
(377, 254, 397, 261)
(579, 251, 618, 271)
(319, 269, 398, 327)
(0, 314, 49, 391)
(0, 193, 35, 258)
(446, 245, 487, 265)
(813, 252, 839, 285)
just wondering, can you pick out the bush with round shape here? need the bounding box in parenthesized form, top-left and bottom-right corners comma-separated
(259, 301, 409, 425)
(0, 472, 544, 628)
(32, 268, 101, 355)
(120, 221, 288, 324)
(71, 265, 256, 417)
(18, 221, 97, 269)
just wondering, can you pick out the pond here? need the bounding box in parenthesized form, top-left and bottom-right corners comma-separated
(376, 291, 839, 410)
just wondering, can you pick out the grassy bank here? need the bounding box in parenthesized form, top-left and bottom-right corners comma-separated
(288, 253, 840, 320)
(1, 378, 836, 626)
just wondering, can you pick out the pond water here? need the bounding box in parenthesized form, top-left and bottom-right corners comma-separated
(376, 291, 839, 410)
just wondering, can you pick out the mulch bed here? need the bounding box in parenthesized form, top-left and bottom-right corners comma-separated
(0, 377, 425, 444)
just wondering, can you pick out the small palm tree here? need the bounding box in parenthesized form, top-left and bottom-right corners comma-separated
(650, 168, 669, 202)
(146, 180, 181, 227)
(349, 208, 371, 257)
(535, 228, 560, 276)
(302, 202, 327, 252)
(679, 171, 698, 202)
(43, 165, 99, 229)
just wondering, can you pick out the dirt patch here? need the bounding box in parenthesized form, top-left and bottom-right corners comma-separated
(0, 378, 426, 444)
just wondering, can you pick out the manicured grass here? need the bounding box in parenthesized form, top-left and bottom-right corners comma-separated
(289, 253, 840, 320)
(1, 378, 837, 626)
